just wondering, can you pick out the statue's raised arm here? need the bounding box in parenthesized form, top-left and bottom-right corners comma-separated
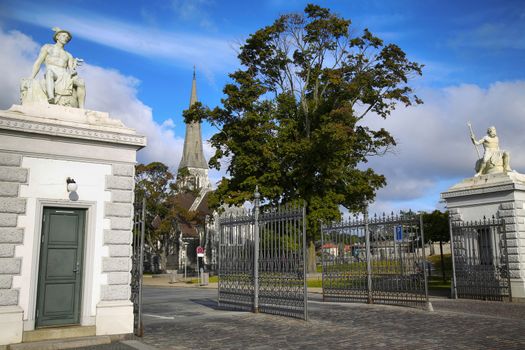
(21, 27, 86, 109)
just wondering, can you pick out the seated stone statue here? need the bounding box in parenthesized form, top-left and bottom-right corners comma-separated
(20, 27, 85, 109)
(470, 126, 511, 176)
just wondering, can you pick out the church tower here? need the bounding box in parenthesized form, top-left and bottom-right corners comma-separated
(178, 68, 211, 191)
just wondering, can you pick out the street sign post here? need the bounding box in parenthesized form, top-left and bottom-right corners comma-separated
(394, 225, 403, 243)
(196, 246, 205, 258)
(394, 225, 404, 274)
(196, 246, 205, 285)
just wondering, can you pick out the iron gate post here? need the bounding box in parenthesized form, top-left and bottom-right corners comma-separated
(419, 213, 433, 311)
(217, 220, 221, 308)
(364, 207, 373, 304)
(320, 220, 325, 302)
(448, 215, 458, 299)
(303, 205, 308, 321)
(253, 187, 260, 313)
(137, 197, 145, 337)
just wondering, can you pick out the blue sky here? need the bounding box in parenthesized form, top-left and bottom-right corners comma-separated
(1, 0, 524, 213)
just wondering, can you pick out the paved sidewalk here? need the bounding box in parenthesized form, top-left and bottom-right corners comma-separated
(142, 275, 219, 289)
(130, 286, 525, 350)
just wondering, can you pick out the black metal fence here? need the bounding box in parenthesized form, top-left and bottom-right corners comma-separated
(218, 189, 307, 320)
(131, 197, 146, 336)
(321, 211, 431, 310)
(450, 217, 511, 301)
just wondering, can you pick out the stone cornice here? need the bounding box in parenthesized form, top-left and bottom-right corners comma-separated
(442, 172, 525, 199)
(441, 184, 517, 199)
(0, 114, 146, 148)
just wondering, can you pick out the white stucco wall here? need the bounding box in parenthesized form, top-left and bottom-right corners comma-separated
(14, 157, 111, 329)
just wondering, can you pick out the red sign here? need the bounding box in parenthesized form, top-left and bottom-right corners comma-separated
(196, 246, 204, 254)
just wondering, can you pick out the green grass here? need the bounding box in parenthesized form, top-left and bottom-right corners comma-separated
(307, 276, 452, 290)
(428, 276, 451, 290)
(426, 253, 452, 291)
(307, 278, 323, 288)
(185, 275, 219, 284)
(207, 275, 450, 290)
(191, 254, 453, 291)
(427, 253, 452, 273)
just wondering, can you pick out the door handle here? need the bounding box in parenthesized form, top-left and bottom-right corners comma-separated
(73, 262, 80, 273)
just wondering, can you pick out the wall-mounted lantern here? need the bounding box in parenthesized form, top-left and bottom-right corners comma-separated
(66, 177, 78, 192)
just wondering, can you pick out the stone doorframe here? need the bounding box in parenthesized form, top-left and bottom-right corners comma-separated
(25, 199, 98, 331)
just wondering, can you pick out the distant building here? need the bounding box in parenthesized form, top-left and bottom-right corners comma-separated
(173, 69, 214, 272)
(178, 68, 212, 192)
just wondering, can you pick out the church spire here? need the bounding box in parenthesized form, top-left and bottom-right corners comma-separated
(178, 68, 208, 171)
(190, 65, 197, 106)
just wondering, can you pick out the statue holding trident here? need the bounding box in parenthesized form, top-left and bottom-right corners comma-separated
(468, 122, 511, 177)
(20, 27, 86, 108)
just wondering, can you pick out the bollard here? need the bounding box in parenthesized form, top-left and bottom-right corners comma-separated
(201, 271, 209, 286)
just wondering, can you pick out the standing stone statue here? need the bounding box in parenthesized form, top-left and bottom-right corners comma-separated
(469, 124, 511, 176)
(21, 27, 86, 108)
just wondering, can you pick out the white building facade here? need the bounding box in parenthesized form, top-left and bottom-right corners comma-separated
(0, 104, 146, 345)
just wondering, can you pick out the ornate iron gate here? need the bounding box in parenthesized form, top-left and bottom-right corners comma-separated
(131, 197, 145, 336)
(450, 217, 511, 301)
(217, 211, 255, 312)
(321, 211, 431, 309)
(218, 189, 307, 320)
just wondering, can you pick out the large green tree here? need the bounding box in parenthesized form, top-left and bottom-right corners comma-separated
(135, 162, 176, 272)
(423, 210, 450, 282)
(135, 162, 210, 272)
(185, 4, 423, 270)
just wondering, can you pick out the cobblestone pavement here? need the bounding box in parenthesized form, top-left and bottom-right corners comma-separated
(134, 286, 525, 350)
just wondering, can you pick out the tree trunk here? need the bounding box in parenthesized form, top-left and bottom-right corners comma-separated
(440, 240, 446, 283)
(307, 241, 316, 273)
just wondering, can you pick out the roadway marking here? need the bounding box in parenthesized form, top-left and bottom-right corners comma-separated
(143, 313, 175, 320)
(143, 311, 248, 320)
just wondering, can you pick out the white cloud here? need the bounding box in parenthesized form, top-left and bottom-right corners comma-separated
(0, 27, 185, 172)
(3, 27, 524, 213)
(0, 29, 39, 107)
(80, 64, 185, 170)
(364, 81, 525, 212)
(7, 1, 238, 77)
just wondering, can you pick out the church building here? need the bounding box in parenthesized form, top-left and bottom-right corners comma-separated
(172, 70, 214, 272)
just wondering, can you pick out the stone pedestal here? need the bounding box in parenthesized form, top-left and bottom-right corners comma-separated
(0, 104, 146, 345)
(442, 172, 525, 300)
(0, 306, 23, 345)
(95, 301, 134, 335)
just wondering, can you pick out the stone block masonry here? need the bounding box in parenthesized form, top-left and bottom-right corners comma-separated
(0, 198, 26, 214)
(101, 163, 136, 302)
(104, 230, 131, 245)
(442, 173, 525, 300)
(0, 153, 21, 166)
(0, 166, 27, 183)
(0, 214, 18, 227)
(0, 245, 15, 257)
(499, 201, 525, 281)
(0, 152, 26, 308)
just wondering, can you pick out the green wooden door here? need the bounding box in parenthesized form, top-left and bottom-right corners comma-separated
(36, 208, 86, 327)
